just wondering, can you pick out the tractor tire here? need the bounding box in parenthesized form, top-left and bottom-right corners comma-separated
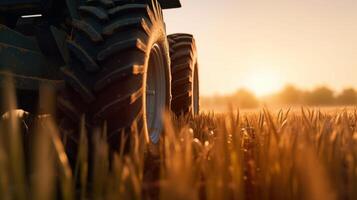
(168, 34, 199, 116)
(58, 0, 171, 149)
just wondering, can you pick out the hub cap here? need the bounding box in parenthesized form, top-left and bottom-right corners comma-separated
(146, 44, 167, 143)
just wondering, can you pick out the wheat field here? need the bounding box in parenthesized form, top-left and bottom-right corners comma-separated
(0, 80, 357, 200)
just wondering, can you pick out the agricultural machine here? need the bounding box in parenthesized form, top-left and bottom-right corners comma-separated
(0, 0, 199, 148)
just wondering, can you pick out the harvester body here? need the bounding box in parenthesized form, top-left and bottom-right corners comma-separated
(0, 0, 181, 14)
(0, 0, 181, 91)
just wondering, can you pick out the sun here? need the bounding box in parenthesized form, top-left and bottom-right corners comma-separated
(245, 68, 282, 96)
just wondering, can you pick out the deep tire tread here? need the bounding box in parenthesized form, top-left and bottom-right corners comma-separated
(60, 0, 167, 138)
(97, 38, 146, 61)
(87, 0, 115, 8)
(168, 33, 198, 115)
(67, 40, 100, 72)
(108, 4, 148, 16)
(102, 17, 145, 36)
(78, 6, 109, 21)
(71, 19, 104, 42)
(94, 64, 144, 91)
(93, 88, 143, 120)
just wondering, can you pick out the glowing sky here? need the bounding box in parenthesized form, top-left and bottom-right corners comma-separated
(164, 0, 357, 96)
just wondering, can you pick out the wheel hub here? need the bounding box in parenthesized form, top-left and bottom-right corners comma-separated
(146, 44, 167, 143)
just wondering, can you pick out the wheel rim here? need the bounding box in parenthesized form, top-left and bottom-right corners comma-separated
(146, 44, 167, 143)
(193, 63, 199, 115)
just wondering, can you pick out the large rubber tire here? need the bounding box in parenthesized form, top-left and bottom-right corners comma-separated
(168, 34, 199, 116)
(58, 0, 171, 148)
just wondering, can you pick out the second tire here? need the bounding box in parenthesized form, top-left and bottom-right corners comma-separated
(168, 33, 199, 116)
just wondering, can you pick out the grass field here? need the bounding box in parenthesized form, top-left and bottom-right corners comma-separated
(0, 82, 357, 200)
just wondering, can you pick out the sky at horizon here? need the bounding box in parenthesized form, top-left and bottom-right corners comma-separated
(164, 0, 357, 96)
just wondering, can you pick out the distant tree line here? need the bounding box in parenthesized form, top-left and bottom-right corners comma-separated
(201, 89, 260, 109)
(268, 85, 357, 106)
(201, 85, 357, 109)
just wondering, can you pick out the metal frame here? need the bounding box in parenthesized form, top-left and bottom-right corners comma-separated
(0, 0, 181, 13)
(0, 0, 42, 15)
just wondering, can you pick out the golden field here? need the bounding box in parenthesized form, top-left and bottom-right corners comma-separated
(0, 82, 357, 200)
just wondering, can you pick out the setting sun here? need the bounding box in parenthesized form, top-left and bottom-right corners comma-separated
(244, 68, 283, 96)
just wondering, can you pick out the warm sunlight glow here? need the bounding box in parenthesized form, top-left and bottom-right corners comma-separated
(165, 0, 357, 95)
(245, 68, 282, 96)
